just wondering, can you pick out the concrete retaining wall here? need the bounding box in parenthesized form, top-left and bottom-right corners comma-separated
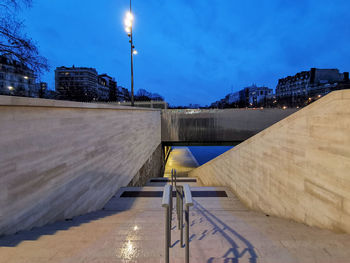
(162, 108, 297, 143)
(0, 96, 161, 235)
(127, 143, 165, 187)
(190, 90, 350, 233)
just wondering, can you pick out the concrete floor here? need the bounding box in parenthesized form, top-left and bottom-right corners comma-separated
(1, 148, 350, 262)
(164, 147, 199, 178)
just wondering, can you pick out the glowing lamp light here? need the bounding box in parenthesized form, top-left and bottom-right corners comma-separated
(24, 76, 29, 79)
(124, 19, 132, 28)
(8, 86, 13, 90)
(126, 12, 133, 21)
(133, 50, 138, 55)
(282, 106, 287, 110)
(124, 12, 134, 34)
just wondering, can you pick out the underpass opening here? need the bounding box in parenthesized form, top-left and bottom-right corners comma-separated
(162, 143, 238, 176)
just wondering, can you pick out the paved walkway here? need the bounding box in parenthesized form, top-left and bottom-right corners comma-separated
(164, 147, 199, 178)
(1, 148, 350, 262)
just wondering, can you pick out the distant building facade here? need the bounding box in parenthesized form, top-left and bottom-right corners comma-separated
(55, 66, 98, 101)
(98, 74, 117, 101)
(227, 84, 272, 106)
(276, 68, 349, 98)
(247, 85, 273, 105)
(0, 56, 36, 97)
(227, 91, 241, 104)
(44, 89, 59, 100)
(33, 82, 48, 98)
(117, 86, 130, 101)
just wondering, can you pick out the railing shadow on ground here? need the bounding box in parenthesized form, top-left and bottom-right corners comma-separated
(170, 233, 195, 248)
(193, 200, 258, 263)
(0, 193, 136, 247)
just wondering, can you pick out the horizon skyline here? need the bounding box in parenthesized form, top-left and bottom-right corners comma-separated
(43, 64, 349, 106)
(21, 0, 350, 106)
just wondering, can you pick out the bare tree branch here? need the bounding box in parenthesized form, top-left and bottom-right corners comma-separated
(1, 0, 31, 10)
(0, 0, 49, 75)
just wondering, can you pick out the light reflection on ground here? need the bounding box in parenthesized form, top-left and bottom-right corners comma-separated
(119, 240, 137, 260)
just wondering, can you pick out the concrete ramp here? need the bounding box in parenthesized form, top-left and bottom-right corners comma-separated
(190, 90, 350, 234)
(2, 176, 350, 262)
(163, 147, 199, 177)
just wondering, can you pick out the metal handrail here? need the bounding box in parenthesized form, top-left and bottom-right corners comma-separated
(171, 168, 177, 187)
(176, 185, 184, 246)
(163, 174, 193, 263)
(183, 184, 193, 263)
(184, 184, 193, 207)
(162, 184, 171, 208)
(162, 184, 172, 263)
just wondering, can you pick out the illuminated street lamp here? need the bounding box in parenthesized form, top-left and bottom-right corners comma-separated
(124, 0, 137, 106)
(8, 86, 13, 91)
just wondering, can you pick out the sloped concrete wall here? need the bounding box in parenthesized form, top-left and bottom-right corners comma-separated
(0, 96, 161, 235)
(127, 143, 165, 187)
(162, 108, 297, 143)
(190, 90, 350, 233)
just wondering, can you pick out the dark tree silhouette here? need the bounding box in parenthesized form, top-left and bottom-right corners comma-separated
(0, 0, 49, 74)
(135, 88, 164, 101)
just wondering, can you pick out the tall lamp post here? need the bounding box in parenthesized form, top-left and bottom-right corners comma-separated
(124, 0, 137, 106)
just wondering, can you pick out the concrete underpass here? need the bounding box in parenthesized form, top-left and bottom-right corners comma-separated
(1, 147, 350, 263)
(1, 90, 350, 262)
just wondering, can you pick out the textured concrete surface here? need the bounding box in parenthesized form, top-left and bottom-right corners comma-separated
(162, 108, 297, 143)
(1, 183, 350, 262)
(163, 147, 199, 178)
(0, 96, 161, 236)
(127, 144, 165, 187)
(190, 90, 350, 234)
(0, 95, 157, 111)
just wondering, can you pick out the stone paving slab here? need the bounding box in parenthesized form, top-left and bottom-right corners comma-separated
(2, 182, 350, 263)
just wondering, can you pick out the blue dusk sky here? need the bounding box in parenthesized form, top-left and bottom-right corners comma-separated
(22, 0, 350, 106)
